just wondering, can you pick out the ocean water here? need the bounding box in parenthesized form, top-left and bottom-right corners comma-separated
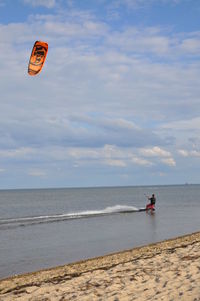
(0, 185, 200, 279)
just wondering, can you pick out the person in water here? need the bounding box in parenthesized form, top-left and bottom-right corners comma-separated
(146, 194, 156, 211)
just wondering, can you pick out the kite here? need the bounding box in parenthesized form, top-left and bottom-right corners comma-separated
(28, 41, 48, 76)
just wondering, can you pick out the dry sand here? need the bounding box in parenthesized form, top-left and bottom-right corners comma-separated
(0, 231, 200, 301)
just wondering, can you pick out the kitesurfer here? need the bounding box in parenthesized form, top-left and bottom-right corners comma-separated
(146, 194, 156, 211)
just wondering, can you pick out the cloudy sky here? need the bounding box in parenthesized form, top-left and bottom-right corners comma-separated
(0, 0, 200, 189)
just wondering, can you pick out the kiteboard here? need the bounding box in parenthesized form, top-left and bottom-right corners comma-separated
(120, 208, 147, 213)
(138, 208, 146, 212)
(139, 208, 155, 212)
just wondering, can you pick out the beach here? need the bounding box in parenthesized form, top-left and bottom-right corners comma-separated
(0, 231, 200, 301)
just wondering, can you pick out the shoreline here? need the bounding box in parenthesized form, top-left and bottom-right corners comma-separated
(0, 231, 200, 300)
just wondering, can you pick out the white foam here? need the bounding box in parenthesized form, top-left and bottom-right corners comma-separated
(0, 205, 140, 228)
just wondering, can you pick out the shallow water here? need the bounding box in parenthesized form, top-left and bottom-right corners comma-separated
(0, 185, 200, 278)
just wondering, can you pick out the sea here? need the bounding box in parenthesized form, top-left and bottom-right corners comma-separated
(0, 184, 200, 279)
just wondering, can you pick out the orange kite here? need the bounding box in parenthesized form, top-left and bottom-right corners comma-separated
(28, 41, 48, 76)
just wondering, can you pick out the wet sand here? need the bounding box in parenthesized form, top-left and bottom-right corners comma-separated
(0, 231, 200, 301)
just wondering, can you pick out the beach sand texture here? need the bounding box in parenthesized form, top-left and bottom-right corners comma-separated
(0, 231, 200, 301)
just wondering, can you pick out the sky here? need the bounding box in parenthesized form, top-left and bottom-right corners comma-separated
(0, 0, 200, 189)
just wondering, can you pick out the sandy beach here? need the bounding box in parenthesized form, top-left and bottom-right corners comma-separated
(0, 231, 200, 301)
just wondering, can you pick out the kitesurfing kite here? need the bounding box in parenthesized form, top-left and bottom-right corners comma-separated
(28, 41, 48, 76)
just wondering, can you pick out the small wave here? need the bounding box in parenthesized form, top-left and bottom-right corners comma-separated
(0, 205, 140, 229)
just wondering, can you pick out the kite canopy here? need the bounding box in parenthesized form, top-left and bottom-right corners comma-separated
(28, 41, 48, 76)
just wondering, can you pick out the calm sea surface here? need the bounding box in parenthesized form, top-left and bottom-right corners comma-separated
(0, 185, 200, 279)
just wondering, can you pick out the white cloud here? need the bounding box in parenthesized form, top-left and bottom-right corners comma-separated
(161, 157, 176, 166)
(66, 145, 126, 162)
(104, 159, 126, 167)
(131, 157, 153, 166)
(23, 0, 56, 8)
(178, 149, 200, 158)
(178, 149, 189, 157)
(56, 145, 154, 168)
(68, 148, 99, 159)
(0, 148, 36, 158)
(28, 169, 47, 177)
(106, 26, 200, 58)
(139, 146, 176, 167)
(110, 0, 185, 10)
(139, 146, 171, 157)
(190, 150, 200, 157)
(106, 27, 170, 56)
(180, 37, 200, 54)
(162, 117, 200, 131)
